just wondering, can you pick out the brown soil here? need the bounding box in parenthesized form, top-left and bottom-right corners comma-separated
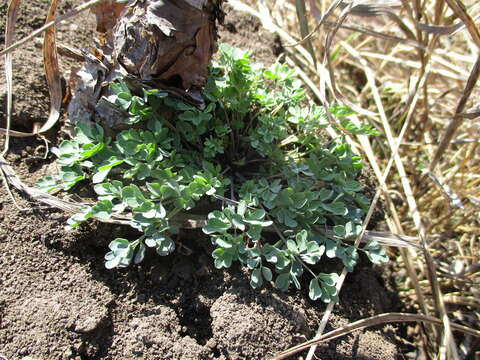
(0, 3, 409, 360)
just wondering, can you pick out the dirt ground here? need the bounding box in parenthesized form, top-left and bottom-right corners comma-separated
(0, 2, 410, 359)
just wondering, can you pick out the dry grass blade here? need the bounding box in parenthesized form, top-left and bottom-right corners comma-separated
(322, 3, 379, 117)
(0, 155, 82, 213)
(357, 130, 435, 350)
(40, 0, 63, 134)
(458, 102, 480, 119)
(307, 0, 321, 21)
(430, 55, 480, 172)
(2, 0, 22, 156)
(0, 154, 132, 222)
(325, 21, 425, 48)
(33, 38, 84, 61)
(444, 0, 480, 47)
(424, 169, 464, 209)
(342, 1, 415, 40)
(294, 0, 317, 66)
(1, 0, 26, 212)
(418, 13, 480, 35)
(352, 230, 422, 249)
(287, 0, 343, 47)
(271, 312, 480, 360)
(0, 129, 37, 137)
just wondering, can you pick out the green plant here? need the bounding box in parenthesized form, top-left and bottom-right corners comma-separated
(38, 44, 387, 302)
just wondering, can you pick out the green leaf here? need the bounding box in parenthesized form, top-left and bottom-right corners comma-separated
(215, 237, 233, 249)
(212, 248, 233, 269)
(244, 209, 272, 227)
(333, 225, 346, 238)
(365, 246, 389, 264)
(250, 268, 263, 289)
(275, 272, 290, 291)
(93, 158, 124, 184)
(363, 240, 381, 251)
(121, 184, 146, 209)
(246, 208, 266, 220)
(231, 214, 245, 231)
(287, 240, 298, 253)
(66, 206, 93, 229)
(318, 273, 339, 287)
(75, 122, 104, 143)
(144, 233, 175, 256)
(79, 142, 104, 161)
(309, 278, 322, 300)
(261, 267, 273, 281)
(92, 168, 111, 184)
(317, 188, 333, 201)
(91, 200, 114, 220)
(237, 200, 247, 216)
(94, 180, 123, 200)
(343, 180, 362, 193)
(283, 213, 297, 227)
(109, 238, 130, 252)
(246, 225, 262, 242)
(36, 176, 58, 193)
(135, 201, 166, 219)
(325, 240, 337, 258)
(322, 201, 348, 216)
(203, 218, 231, 234)
(105, 256, 121, 269)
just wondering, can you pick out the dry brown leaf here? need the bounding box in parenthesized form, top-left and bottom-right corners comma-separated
(67, 53, 110, 125)
(92, 0, 127, 34)
(1, 0, 22, 151)
(40, 0, 63, 134)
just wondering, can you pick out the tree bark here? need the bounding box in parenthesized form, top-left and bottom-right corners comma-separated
(68, 0, 224, 126)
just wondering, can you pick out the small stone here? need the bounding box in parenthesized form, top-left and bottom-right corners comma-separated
(206, 339, 217, 349)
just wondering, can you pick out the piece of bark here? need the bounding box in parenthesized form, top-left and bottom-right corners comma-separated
(69, 0, 224, 127)
(111, 0, 219, 103)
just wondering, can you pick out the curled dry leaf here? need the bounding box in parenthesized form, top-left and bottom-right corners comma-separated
(40, 0, 63, 134)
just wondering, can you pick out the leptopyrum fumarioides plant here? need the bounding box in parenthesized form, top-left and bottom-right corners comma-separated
(38, 44, 386, 302)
